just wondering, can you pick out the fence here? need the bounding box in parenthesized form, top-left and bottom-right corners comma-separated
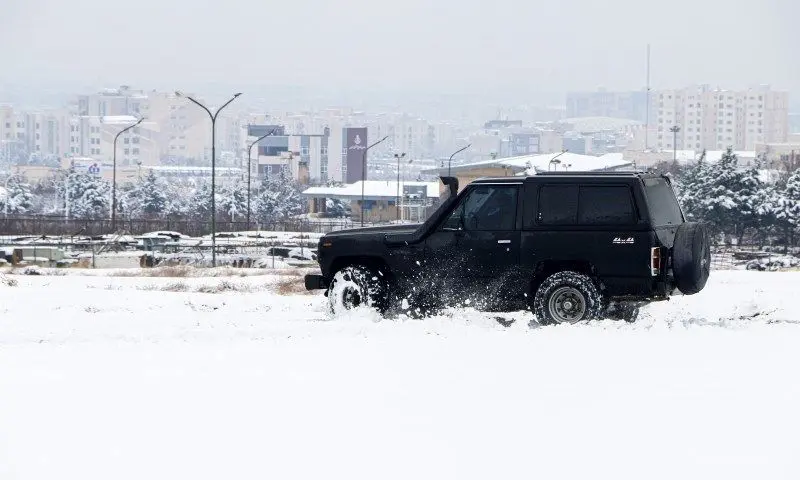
(0, 215, 378, 237)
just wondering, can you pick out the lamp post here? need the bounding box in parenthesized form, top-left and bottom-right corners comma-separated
(549, 149, 568, 171)
(447, 144, 471, 177)
(394, 152, 406, 221)
(112, 117, 144, 232)
(360, 135, 389, 227)
(246, 127, 278, 230)
(669, 125, 681, 162)
(176, 91, 242, 267)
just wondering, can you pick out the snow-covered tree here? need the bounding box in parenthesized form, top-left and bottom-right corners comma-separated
(123, 170, 169, 218)
(774, 169, 800, 245)
(188, 180, 213, 220)
(58, 167, 111, 219)
(325, 198, 350, 217)
(217, 180, 248, 222)
(0, 177, 34, 214)
(253, 169, 306, 224)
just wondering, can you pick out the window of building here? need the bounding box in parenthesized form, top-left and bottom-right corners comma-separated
(124, 148, 130, 155)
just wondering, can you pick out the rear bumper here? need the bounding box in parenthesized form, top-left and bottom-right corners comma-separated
(304, 274, 327, 291)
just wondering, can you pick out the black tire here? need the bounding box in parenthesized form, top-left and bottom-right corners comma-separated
(533, 271, 603, 325)
(327, 265, 389, 315)
(673, 222, 711, 295)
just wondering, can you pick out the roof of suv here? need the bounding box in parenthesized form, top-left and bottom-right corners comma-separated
(470, 171, 666, 184)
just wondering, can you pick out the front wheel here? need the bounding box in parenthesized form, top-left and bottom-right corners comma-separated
(533, 271, 603, 325)
(327, 265, 389, 315)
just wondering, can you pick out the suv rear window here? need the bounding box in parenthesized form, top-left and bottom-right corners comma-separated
(642, 177, 683, 226)
(537, 184, 635, 226)
(578, 186, 635, 225)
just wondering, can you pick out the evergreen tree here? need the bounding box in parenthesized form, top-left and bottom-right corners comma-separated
(218, 179, 248, 222)
(0, 177, 34, 214)
(253, 169, 306, 224)
(138, 170, 169, 217)
(775, 169, 800, 245)
(63, 167, 111, 219)
(189, 181, 213, 220)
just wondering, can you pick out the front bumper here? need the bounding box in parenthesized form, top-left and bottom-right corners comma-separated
(304, 274, 327, 291)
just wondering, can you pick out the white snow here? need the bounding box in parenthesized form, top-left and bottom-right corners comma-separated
(1, 270, 800, 479)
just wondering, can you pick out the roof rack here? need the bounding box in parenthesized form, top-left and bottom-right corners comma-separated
(534, 170, 649, 176)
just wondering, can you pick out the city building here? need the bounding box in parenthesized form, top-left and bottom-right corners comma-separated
(566, 89, 649, 123)
(246, 124, 330, 184)
(652, 85, 790, 151)
(67, 115, 160, 167)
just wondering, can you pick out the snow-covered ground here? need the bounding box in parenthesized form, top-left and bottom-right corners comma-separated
(2, 270, 800, 479)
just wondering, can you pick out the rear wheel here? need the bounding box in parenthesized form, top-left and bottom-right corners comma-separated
(533, 271, 603, 325)
(327, 265, 389, 315)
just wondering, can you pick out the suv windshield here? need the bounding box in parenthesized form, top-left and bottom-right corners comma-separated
(642, 177, 684, 226)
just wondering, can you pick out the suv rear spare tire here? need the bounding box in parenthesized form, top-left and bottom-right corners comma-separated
(327, 265, 389, 315)
(533, 271, 603, 325)
(672, 222, 711, 295)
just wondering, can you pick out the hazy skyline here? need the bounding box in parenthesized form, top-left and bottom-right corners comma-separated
(2, 0, 798, 100)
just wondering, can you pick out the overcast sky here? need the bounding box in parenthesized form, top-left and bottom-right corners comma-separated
(1, 0, 798, 98)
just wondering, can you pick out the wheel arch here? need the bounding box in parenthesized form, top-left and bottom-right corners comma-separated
(329, 256, 393, 280)
(529, 260, 600, 299)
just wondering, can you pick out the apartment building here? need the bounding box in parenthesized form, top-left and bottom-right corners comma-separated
(653, 85, 789, 151)
(66, 116, 160, 167)
(0, 105, 70, 163)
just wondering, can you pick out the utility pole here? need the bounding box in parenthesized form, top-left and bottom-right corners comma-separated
(645, 43, 651, 151)
(176, 91, 242, 267)
(670, 125, 681, 162)
(394, 152, 406, 221)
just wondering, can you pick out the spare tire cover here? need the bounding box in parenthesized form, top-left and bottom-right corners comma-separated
(672, 222, 711, 295)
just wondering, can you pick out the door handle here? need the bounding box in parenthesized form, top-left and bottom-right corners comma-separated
(497, 239, 511, 244)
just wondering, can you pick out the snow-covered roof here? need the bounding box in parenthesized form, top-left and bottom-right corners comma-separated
(422, 151, 632, 176)
(101, 115, 140, 125)
(302, 181, 440, 200)
(143, 166, 244, 174)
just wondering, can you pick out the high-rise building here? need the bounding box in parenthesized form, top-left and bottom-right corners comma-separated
(653, 85, 789, 151)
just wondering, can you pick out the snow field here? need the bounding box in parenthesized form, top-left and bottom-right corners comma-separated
(1, 270, 799, 479)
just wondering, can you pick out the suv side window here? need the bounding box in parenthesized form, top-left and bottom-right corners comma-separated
(537, 185, 578, 224)
(578, 186, 635, 225)
(536, 184, 635, 226)
(442, 185, 518, 231)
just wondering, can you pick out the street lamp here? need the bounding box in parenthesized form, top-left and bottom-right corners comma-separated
(447, 144, 471, 177)
(176, 91, 242, 267)
(246, 127, 278, 230)
(394, 152, 406, 221)
(669, 125, 681, 162)
(112, 116, 144, 232)
(549, 149, 568, 171)
(360, 135, 389, 227)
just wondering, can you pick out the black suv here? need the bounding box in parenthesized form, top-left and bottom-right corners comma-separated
(305, 172, 710, 324)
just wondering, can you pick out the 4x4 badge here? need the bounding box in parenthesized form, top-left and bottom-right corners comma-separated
(613, 237, 634, 244)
